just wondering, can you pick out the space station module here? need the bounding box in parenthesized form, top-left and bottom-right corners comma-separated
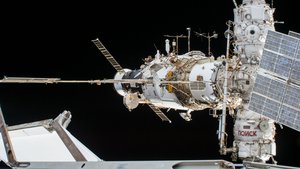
(107, 0, 278, 162)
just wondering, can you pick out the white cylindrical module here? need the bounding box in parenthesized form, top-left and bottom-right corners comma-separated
(237, 141, 276, 162)
(141, 64, 189, 110)
(231, 0, 277, 162)
(113, 69, 132, 96)
(233, 110, 276, 162)
(188, 62, 219, 103)
(233, 0, 274, 63)
(234, 118, 275, 142)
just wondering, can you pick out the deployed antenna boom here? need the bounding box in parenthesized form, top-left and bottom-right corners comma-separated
(148, 104, 171, 123)
(92, 38, 124, 72)
(0, 76, 210, 85)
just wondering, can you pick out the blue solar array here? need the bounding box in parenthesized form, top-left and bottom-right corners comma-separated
(261, 31, 300, 82)
(289, 31, 300, 40)
(249, 30, 300, 132)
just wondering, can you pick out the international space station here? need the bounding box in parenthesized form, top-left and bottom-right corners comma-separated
(0, 0, 299, 168)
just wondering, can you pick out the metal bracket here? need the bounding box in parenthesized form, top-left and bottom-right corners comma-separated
(0, 106, 30, 168)
(51, 119, 87, 161)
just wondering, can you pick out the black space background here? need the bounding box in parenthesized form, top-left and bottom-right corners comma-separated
(0, 0, 299, 168)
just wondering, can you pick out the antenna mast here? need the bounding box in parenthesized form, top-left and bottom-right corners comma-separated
(194, 31, 218, 56)
(187, 27, 191, 52)
(219, 21, 232, 155)
(232, 0, 238, 8)
(164, 27, 191, 54)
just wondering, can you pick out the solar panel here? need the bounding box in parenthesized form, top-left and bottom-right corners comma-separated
(289, 31, 300, 39)
(249, 75, 300, 131)
(279, 105, 300, 130)
(252, 74, 285, 100)
(249, 30, 300, 132)
(261, 30, 300, 82)
(284, 85, 300, 109)
(248, 93, 280, 121)
(291, 60, 300, 81)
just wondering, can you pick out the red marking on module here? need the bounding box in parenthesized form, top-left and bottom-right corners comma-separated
(238, 130, 257, 136)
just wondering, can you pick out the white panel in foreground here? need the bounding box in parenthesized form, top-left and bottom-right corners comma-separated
(65, 129, 101, 162)
(12, 160, 234, 169)
(2, 126, 75, 162)
(0, 116, 102, 165)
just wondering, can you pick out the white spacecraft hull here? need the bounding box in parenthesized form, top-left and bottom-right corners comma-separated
(1, 111, 299, 169)
(0, 109, 234, 169)
(10, 161, 234, 169)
